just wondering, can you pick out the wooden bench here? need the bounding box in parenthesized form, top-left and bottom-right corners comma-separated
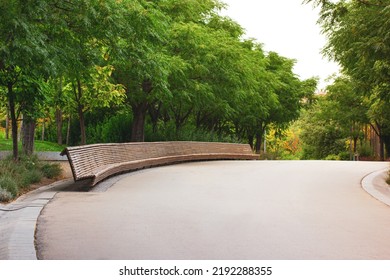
(60, 141, 258, 186)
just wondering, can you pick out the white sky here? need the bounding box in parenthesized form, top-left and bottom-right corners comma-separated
(220, 0, 340, 90)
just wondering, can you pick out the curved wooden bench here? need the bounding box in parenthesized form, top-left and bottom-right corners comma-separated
(60, 141, 258, 186)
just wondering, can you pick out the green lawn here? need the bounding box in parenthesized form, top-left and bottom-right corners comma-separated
(0, 135, 65, 152)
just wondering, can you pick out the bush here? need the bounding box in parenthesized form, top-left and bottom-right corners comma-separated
(21, 169, 43, 188)
(325, 154, 340, 161)
(41, 163, 62, 179)
(0, 176, 18, 197)
(0, 187, 13, 202)
(0, 155, 63, 202)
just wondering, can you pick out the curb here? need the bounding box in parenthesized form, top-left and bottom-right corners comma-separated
(0, 179, 74, 260)
(0, 151, 67, 161)
(361, 168, 390, 207)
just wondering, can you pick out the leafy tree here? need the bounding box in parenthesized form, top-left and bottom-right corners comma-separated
(326, 76, 369, 155)
(112, 0, 172, 142)
(299, 97, 349, 159)
(0, 0, 54, 160)
(305, 0, 390, 159)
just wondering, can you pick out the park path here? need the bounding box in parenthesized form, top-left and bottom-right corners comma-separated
(36, 160, 390, 259)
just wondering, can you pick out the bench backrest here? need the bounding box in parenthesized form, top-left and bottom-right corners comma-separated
(61, 141, 256, 181)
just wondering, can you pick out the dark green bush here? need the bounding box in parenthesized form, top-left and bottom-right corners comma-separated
(21, 169, 43, 188)
(41, 163, 62, 179)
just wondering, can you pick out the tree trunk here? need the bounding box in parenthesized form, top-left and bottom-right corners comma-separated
(66, 115, 71, 146)
(384, 134, 390, 160)
(41, 119, 45, 141)
(247, 134, 254, 150)
(76, 79, 86, 145)
(148, 101, 162, 133)
(131, 103, 147, 142)
(22, 117, 36, 156)
(255, 132, 262, 154)
(5, 107, 10, 140)
(56, 108, 63, 145)
(8, 83, 18, 161)
(130, 80, 153, 142)
(78, 104, 86, 145)
(379, 137, 385, 161)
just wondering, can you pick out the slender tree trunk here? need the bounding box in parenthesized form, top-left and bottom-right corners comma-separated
(56, 76, 63, 145)
(41, 119, 45, 141)
(8, 83, 18, 161)
(255, 132, 262, 154)
(130, 80, 153, 142)
(248, 134, 254, 150)
(66, 115, 71, 146)
(379, 137, 385, 161)
(56, 108, 63, 145)
(76, 79, 86, 145)
(78, 104, 86, 145)
(18, 114, 23, 142)
(131, 103, 147, 142)
(5, 107, 10, 139)
(148, 101, 161, 133)
(22, 117, 36, 156)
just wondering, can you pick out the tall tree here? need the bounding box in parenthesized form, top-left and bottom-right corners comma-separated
(0, 0, 53, 160)
(113, 0, 172, 142)
(305, 0, 390, 159)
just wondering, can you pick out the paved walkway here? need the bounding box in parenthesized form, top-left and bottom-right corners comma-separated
(1, 160, 389, 260)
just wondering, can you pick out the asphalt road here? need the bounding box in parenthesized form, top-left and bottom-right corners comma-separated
(36, 160, 390, 260)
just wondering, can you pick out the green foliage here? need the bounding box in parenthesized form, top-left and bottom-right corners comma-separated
(86, 111, 133, 144)
(299, 100, 349, 160)
(1, 0, 318, 153)
(145, 121, 239, 143)
(305, 0, 390, 159)
(0, 176, 18, 197)
(41, 163, 62, 179)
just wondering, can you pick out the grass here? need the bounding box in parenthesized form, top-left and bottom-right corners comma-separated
(0, 155, 62, 203)
(1, 128, 65, 152)
(0, 139, 65, 152)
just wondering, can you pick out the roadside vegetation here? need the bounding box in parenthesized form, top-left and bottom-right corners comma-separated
(0, 155, 62, 203)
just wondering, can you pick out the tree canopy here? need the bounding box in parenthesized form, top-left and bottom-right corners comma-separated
(303, 0, 390, 159)
(1, 0, 316, 159)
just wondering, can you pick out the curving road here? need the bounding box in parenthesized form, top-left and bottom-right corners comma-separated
(36, 160, 390, 260)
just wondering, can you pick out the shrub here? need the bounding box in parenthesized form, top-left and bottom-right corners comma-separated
(21, 169, 42, 188)
(0, 187, 13, 202)
(0, 176, 18, 197)
(325, 154, 340, 161)
(41, 163, 62, 179)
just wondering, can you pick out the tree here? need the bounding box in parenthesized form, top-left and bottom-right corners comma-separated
(0, 0, 54, 160)
(48, 0, 128, 145)
(326, 76, 369, 156)
(299, 97, 349, 159)
(304, 0, 390, 159)
(113, 0, 172, 142)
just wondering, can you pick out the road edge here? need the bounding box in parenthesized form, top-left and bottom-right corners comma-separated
(361, 168, 390, 207)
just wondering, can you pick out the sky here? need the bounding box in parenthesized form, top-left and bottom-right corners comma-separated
(219, 0, 340, 91)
